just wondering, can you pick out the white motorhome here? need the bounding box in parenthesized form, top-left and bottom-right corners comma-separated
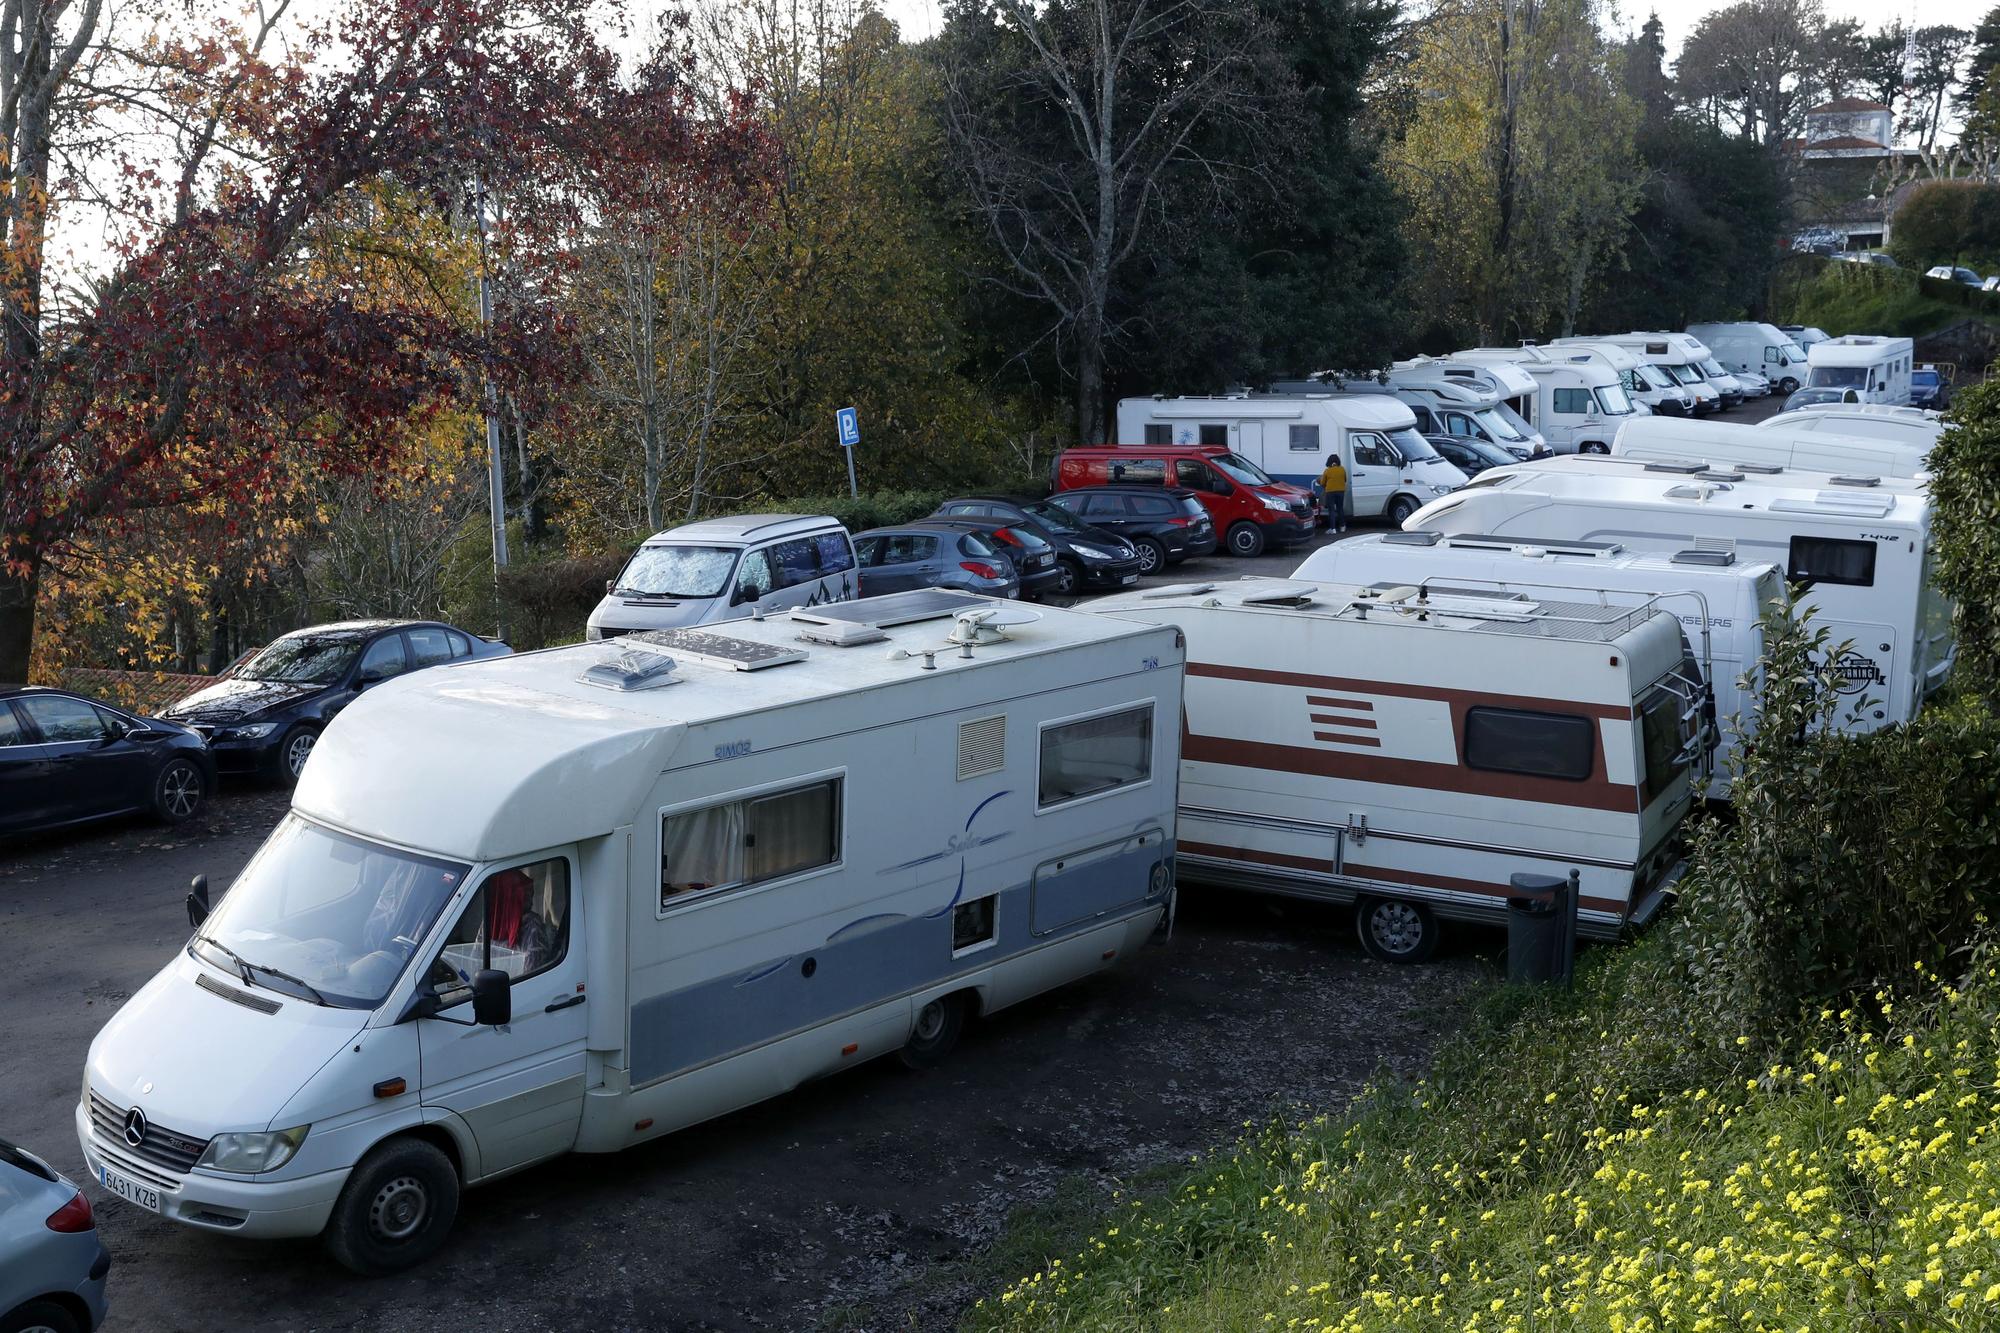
(1407, 459, 1953, 733)
(1612, 415, 1932, 479)
(1451, 346, 1642, 454)
(1545, 341, 1693, 418)
(1274, 364, 1548, 457)
(1764, 404, 1941, 449)
(588, 514, 859, 640)
(1806, 335, 1914, 405)
(1293, 531, 1784, 798)
(78, 591, 1183, 1273)
(1114, 394, 1468, 524)
(1685, 322, 1810, 394)
(1556, 334, 1723, 415)
(1088, 578, 1700, 961)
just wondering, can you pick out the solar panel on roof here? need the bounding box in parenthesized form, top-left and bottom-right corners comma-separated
(790, 588, 986, 631)
(625, 627, 808, 671)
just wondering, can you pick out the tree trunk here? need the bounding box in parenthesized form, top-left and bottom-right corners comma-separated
(0, 558, 40, 684)
(1077, 325, 1105, 445)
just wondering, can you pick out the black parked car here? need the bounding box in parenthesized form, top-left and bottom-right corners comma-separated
(0, 686, 214, 836)
(1911, 365, 1949, 410)
(917, 518, 1063, 598)
(1427, 434, 1521, 477)
(162, 619, 510, 782)
(932, 495, 1144, 595)
(1040, 486, 1219, 574)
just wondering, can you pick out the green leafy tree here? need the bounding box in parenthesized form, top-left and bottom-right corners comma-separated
(1904, 25, 1972, 151)
(1887, 181, 2000, 272)
(1957, 5, 2000, 141)
(1927, 377, 2000, 690)
(1676, 0, 1827, 145)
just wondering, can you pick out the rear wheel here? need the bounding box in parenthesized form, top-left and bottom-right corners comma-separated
(1778, 376, 1799, 394)
(323, 1137, 461, 1276)
(152, 757, 206, 824)
(1226, 522, 1266, 558)
(1356, 897, 1439, 964)
(1579, 441, 1609, 455)
(1052, 559, 1081, 596)
(1132, 537, 1167, 575)
(1384, 495, 1421, 527)
(898, 993, 968, 1070)
(1, 1300, 81, 1333)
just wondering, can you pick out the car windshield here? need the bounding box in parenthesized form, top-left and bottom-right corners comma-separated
(1476, 408, 1527, 442)
(1809, 367, 1868, 388)
(615, 544, 739, 598)
(1637, 365, 1676, 391)
(191, 815, 470, 1009)
(1700, 359, 1728, 378)
(1024, 501, 1090, 533)
(1665, 364, 1704, 387)
(239, 635, 363, 685)
(1914, 370, 1940, 386)
(1595, 384, 1635, 414)
(1388, 427, 1442, 460)
(1209, 451, 1274, 485)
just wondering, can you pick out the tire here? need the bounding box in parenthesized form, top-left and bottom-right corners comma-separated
(1226, 522, 1266, 558)
(1132, 537, 1167, 575)
(322, 1137, 461, 1277)
(1, 1300, 82, 1333)
(1356, 897, 1439, 965)
(151, 757, 206, 824)
(1384, 495, 1421, 528)
(898, 993, 968, 1070)
(1778, 377, 1799, 395)
(272, 724, 318, 785)
(1052, 559, 1081, 597)
(1579, 441, 1609, 455)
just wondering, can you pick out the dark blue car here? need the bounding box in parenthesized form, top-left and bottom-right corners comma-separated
(0, 687, 214, 837)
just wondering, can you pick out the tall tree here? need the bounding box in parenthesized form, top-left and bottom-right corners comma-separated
(1621, 11, 1673, 127)
(1856, 21, 1911, 110)
(1676, 0, 1827, 146)
(1904, 25, 1972, 151)
(939, 0, 1295, 443)
(1957, 6, 2000, 141)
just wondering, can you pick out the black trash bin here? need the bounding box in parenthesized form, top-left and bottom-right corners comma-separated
(1506, 873, 1570, 984)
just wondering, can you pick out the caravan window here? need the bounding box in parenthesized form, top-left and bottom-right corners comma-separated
(1462, 707, 1594, 781)
(1639, 688, 1688, 799)
(430, 858, 571, 1002)
(1143, 424, 1172, 445)
(1787, 536, 1876, 587)
(1553, 388, 1592, 414)
(1288, 424, 1321, 451)
(660, 778, 842, 910)
(1039, 705, 1153, 809)
(1198, 424, 1228, 447)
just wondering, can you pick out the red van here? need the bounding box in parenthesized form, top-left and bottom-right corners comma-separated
(1053, 444, 1318, 557)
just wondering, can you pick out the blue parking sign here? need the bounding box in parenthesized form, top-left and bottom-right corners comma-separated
(836, 406, 860, 447)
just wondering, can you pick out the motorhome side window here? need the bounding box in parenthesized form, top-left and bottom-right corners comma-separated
(1461, 707, 1595, 781)
(1288, 424, 1320, 452)
(660, 778, 841, 909)
(1198, 424, 1228, 447)
(429, 858, 571, 1001)
(1786, 536, 1876, 588)
(1639, 689, 1688, 798)
(1142, 424, 1171, 445)
(1039, 705, 1153, 809)
(1553, 388, 1592, 414)
(1351, 433, 1395, 467)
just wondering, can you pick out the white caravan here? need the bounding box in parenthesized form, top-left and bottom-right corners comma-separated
(1764, 404, 1941, 448)
(1546, 341, 1694, 417)
(1556, 334, 1723, 414)
(1451, 346, 1642, 453)
(78, 591, 1183, 1272)
(1293, 531, 1784, 799)
(588, 514, 859, 640)
(1612, 415, 1932, 479)
(1274, 364, 1548, 456)
(1685, 322, 1810, 394)
(1407, 459, 1953, 733)
(1115, 394, 1468, 523)
(1806, 335, 1914, 405)
(1088, 578, 1701, 961)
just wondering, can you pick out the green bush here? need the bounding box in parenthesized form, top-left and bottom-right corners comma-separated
(777, 481, 1047, 534)
(1771, 256, 2000, 336)
(1929, 379, 2000, 690)
(496, 552, 626, 650)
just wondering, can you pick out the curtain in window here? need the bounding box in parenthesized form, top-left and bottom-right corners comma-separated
(746, 783, 835, 882)
(662, 802, 748, 899)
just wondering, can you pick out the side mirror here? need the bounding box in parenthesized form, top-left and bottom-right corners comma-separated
(357, 668, 385, 686)
(471, 969, 511, 1027)
(605, 578, 616, 597)
(187, 874, 210, 928)
(732, 584, 761, 606)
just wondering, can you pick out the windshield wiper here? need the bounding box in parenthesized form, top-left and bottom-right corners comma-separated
(613, 587, 685, 601)
(194, 934, 255, 988)
(241, 959, 328, 1006)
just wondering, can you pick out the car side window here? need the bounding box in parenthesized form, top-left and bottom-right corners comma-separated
(18, 695, 109, 743)
(1136, 495, 1177, 517)
(1410, 405, 1439, 432)
(768, 537, 821, 591)
(882, 534, 936, 563)
(813, 532, 854, 576)
(359, 634, 409, 681)
(1105, 458, 1165, 485)
(1081, 494, 1127, 518)
(408, 626, 454, 668)
(446, 630, 473, 659)
(735, 549, 774, 598)
(1351, 433, 1395, 467)
(960, 531, 1000, 558)
(0, 701, 28, 747)
(428, 857, 572, 1002)
(1553, 388, 1591, 414)
(854, 536, 884, 566)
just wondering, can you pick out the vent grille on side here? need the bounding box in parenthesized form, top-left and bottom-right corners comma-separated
(958, 716, 1006, 780)
(195, 971, 282, 1014)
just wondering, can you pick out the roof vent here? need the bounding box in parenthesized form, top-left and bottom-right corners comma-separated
(1700, 469, 1746, 482)
(579, 646, 684, 692)
(1382, 531, 1442, 546)
(1142, 582, 1216, 598)
(625, 628, 807, 672)
(1240, 584, 1319, 607)
(1664, 482, 1727, 500)
(1694, 536, 1736, 554)
(1829, 474, 1881, 487)
(957, 715, 1007, 779)
(1771, 493, 1895, 518)
(1672, 548, 1736, 566)
(1644, 459, 1708, 474)
(1735, 461, 1784, 474)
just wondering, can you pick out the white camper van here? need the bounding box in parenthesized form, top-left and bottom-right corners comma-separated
(78, 591, 1183, 1273)
(1293, 531, 1783, 798)
(1407, 459, 1952, 733)
(1556, 334, 1723, 414)
(1114, 394, 1468, 523)
(1274, 364, 1548, 457)
(1088, 578, 1700, 961)
(1612, 415, 1932, 479)
(1685, 322, 1810, 395)
(1451, 346, 1642, 454)
(1805, 336, 1914, 405)
(587, 514, 859, 640)
(1546, 341, 1693, 418)
(1763, 404, 1942, 449)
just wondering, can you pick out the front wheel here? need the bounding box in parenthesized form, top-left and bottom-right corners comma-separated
(1579, 441, 1609, 455)
(1384, 495, 1421, 528)
(1052, 559, 1080, 596)
(1778, 377, 1799, 395)
(1132, 537, 1167, 575)
(1356, 897, 1439, 964)
(273, 724, 318, 785)
(1226, 522, 1266, 558)
(898, 993, 968, 1070)
(152, 757, 206, 824)
(323, 1137, 461, 1276)
(0, 1300, 80, 1333)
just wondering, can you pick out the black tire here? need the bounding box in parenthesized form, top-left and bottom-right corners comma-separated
(1052, 559, 1081, 596)
(1778, 377, 1799, 395)
(1226, 522, 1266, 558)
(0, 1300, 82, 1333)
(1132, 537, 1167, 575)
(272, 724, 318, 785)
(898, 993, 968, 1070)
(151, 757, 206, 824)
(1384, 495, 1421, 528)
(1579, 441, 1610, 455)
(1356, 897, 1439, 964)
(322, 1137, 461, 1277)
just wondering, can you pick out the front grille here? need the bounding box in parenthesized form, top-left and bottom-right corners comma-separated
(92, 1140, 182, 1192)
(88, 1091, 209, 1174)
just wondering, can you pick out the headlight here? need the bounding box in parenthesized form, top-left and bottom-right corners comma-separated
(1430, 483, 1456, 495)
(199, 1125, 309, 1174)
(585, 625, 604, 642)
(1070, 543, 1113, 560)
(1260, 494, 1291, 512)
(227, 722, 278, 740)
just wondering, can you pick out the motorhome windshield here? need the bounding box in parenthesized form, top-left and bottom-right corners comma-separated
(1389, 427, 1442, 461)
(1477, 409, 1528, 442)
(190, 815, 470, 1009)
(1699, 358, 1729, 379)
(1211, 451, 1275, 485)
(616, 544, 740, 598)
(1665, 364, 1705, 387)
(1596, 384, 1635, 414)
(1494, 402, 1539, 439)
(1809, 366, 1868, 389)
(1633, 365, 1674, 391)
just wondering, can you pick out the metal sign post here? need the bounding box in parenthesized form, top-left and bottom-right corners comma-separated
(836, 406, 860, 498)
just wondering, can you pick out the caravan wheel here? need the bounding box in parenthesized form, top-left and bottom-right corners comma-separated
(1357, 898, 1438, 964)
(898, 993, 968, 1070)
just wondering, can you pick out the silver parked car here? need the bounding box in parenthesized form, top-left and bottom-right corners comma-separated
(852, 522, 1021, 599)
(1, 1136, 110, 1333)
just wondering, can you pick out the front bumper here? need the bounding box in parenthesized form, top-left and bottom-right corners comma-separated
(1017, 563, 1063, 596)
(75, 1099, 349, 1241)
(1075, 556, 1145, 588)
(1260, 514, 1312, 546)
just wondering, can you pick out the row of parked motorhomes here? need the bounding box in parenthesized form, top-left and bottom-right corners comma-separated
(75, 383, 1950, 1278)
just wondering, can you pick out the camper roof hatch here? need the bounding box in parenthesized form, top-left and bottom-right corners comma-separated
(1769, 493, 1896, 518)
(626, 627, 808, 671)
(577, 645, 684, 692)
(1672, 548, 1736, 566)
(1643, 459, 1708, 474)
(791, 588, 987, 638)
(1443, 533, 1622, 555)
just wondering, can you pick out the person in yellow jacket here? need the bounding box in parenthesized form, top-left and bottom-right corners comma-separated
(1318, 454, 1348, 533)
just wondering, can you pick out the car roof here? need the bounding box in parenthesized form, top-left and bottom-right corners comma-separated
(275, 619, 427, 640)
(855, 521, 985, 537)
(645, 514, 837, 545)
(1055, 484, 1203, 499)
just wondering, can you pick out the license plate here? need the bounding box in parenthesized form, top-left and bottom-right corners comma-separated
(99, 1163, 161, 1213)
(1121, 574, 1138, 584)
